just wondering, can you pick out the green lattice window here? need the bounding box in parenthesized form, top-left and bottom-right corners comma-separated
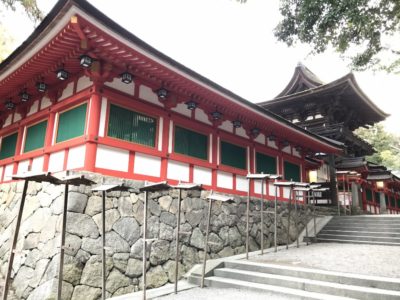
(375, 192, 381, 206)
(284, 161, 301, 181)
(256, 152, 277, 174)
(174, 126, 207, 160)
(56, 103, 87, 143)
(0, 132, 18, 160)
(366, 189, 373, 202)
(221, 141, 246, 170)
(108, 104, 156, 147)
(390, 196, 395, 208)
(24, 120, 47, 153)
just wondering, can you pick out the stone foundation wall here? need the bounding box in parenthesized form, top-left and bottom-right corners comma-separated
(0, 173, 336, 299)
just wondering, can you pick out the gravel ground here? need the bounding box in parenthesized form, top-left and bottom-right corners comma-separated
(154, 287, 301, 300)
(251, 243, 400, 278)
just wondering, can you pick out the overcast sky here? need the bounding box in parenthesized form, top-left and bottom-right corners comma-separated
(3, 0, 399, 134)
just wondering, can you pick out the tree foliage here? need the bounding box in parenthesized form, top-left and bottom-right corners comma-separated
(0, 24, 14, 62)
(1, 0, 42, 23)
(275, 0, 400, 73)
(355, 124, 400, 172)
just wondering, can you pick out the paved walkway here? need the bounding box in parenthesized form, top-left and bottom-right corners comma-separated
(251, 243, 400, 278)
(113, 242, 400, 300)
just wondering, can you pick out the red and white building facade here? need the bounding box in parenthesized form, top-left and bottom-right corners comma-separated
(0, 0, 341, 200)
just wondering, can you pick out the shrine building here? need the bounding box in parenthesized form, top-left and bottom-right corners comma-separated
(0, 0, 341, 200)
(259, 64, 400, 214)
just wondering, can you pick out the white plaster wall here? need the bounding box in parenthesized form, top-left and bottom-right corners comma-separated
(51, 114, 59, 145)
(31, 156, 44, 172)
(3, 114, 12, 127)
(217, 171, 233, 189)
(268, 182, 280, 197)
(134, 153, 161, 177)
(105, 78, 135, 95)
(254, 181, 267, 195)
(167, 160, 189, 182)
(139, 85, 162, 107)
(267, 138, 278, 149)
(236, 127, 249, 139)
(40, 96, 52, 110)
(48, 150, 65, 173)
(168, 120, 173, 154)
(254, 133, 265, 144)
(95, 145, 129, 172)
(13, 113, 22, 123)
(27, 100, 39, 117)
(3, 164, 14, 181)
(283, 187, 291, 199)
(208, 134, 213, 163)
(219, 120, 233, 133)
(193, 166, 212, 186)
(236, 175, 248, 192)
(67, 145, 86, 170)
(195, 108, 212, 125)
(158, 117, 163, 152)
(98, 97, 107, 137)
(293, 148, 301, 158)
(76, 76, 92, 92)
(171, 103, 191, 117)
(282, 145, 291, 154)
(17, 160, 30, 174)
(58, 82, 74, 101)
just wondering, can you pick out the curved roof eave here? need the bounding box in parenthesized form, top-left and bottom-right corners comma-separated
(0, 0, 342, 153)
(275, 63, 324, 98)
(259, 73, 389, 120)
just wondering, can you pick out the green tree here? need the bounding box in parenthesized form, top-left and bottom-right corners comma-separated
(355, 124, 400, 172)
(274, 0, 400, 73)
(0, 0, 42, 62)
(1, 0, 42, 22)
(0, 24, 14, 61)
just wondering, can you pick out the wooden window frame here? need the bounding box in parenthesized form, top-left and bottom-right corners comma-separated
(23, 119, 48, 153)
(105, 102, 158, 149)
(55, 102, 88, 144)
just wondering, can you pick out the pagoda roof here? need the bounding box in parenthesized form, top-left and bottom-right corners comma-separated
(275, 63, 324, 97)
(0, 0, 342, 154)
(259, 67, 389, 126)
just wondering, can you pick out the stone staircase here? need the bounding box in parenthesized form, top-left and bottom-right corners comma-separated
(315, 215, 400, 246)
(188, 260, 400, 300)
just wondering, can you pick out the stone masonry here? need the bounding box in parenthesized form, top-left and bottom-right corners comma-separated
(0, 173, 336, 299)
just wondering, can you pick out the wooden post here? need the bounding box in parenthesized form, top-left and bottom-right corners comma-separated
(286, 185, 292, 250)
(174, 189, 182, 294)
(274, 181, 278, 252)
(102, 190, 106, 300)
(260, 178, 265, 255)
(57, 183, 69, 300)
(142, 191, 148, 300)
(201, 198, 213, 288)
(245, 178, 251, 259)
(2, 180, 29, 300)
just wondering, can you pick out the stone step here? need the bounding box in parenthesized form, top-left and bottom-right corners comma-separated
(332, 216, 400, 220)
(224, 261, 400, 291)
(315, 237, 400, 246)
(202, 276, 355, 300)
(327, 222, 400, 227)
(214, 268, 400, 300)
(323, 225, 400, 232)
(317, 233, 400, 244)
(319, 230, 400, 238)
